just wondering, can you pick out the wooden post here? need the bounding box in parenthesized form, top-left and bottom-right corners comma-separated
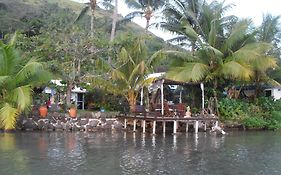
(204, 122, 207, 132)
(163, 121, 166, 133)
(124, 118, 127, 129)
(140, 88, 144, 106)
(194, 121, 199, 134)
(133, 119, 137, 132)
(173, 120, 177, 134)
(152, 120, 156, 135)
(161, 81, 164, 116)
(142, 120, 146, 133)
(200, 83, 205, 110)
(186, 122, 189, 133)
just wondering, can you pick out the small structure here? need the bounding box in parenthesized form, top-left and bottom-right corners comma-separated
(43, 80, 87, 110)
(117, 73, 219, 134)
(265, 86, 281, 100)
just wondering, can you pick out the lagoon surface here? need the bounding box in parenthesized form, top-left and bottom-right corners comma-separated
(0, 131, 281, 175)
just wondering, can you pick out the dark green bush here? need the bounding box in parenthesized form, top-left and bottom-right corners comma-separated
(218, 97, 281, 130)
(218, 98, 250, 122)
(266, 111, 281, 130)
(243, 116, 267, 129)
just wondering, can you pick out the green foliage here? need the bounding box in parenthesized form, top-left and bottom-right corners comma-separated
(243, 116, 267, 129)
(218, 97, 281, 130)
(218, 98, 249, 122)
(266, 111, 281, 130)
(0, 34, 50, 130)
(85, 88, 129, 112)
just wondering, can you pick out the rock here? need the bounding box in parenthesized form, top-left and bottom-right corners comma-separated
(23, 118, 38, 131)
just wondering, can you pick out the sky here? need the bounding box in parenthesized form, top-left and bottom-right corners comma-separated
(72, 0, 281, 40)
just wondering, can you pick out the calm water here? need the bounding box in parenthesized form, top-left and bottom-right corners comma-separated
(0, 131, 281, 175)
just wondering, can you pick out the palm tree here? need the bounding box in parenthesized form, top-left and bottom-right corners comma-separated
(164, 1, 278, 113)
(0, 35, 50, 130)
(91, 36, 163, 111)
(75, 0, 97, 38)
(124, 0, 166, 31)
(110, 0, 118, 42)
(252, 14, 281, 96)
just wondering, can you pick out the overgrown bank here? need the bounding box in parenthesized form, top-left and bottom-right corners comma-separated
(218, 97, 281, 130)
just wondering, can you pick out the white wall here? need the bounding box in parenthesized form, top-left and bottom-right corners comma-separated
(272, 88, 281, 100)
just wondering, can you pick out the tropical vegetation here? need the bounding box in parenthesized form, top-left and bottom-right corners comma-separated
(0, 0, 281, 130)
(0, 34, 50, 130)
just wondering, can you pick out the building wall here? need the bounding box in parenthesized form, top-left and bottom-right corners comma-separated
(272, 88, 281, 100)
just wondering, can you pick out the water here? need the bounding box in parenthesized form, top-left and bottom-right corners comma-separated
(0, 131, 281, 175)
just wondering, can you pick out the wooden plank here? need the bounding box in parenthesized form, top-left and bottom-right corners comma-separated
(116, 115, 218, 121)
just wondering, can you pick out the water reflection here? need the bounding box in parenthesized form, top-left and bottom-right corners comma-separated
(1, 132, 281, 175)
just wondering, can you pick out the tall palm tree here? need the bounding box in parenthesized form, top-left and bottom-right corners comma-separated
(0, 35, 50, 130)
(164, 1, 278, 113)
(75, 0, 97, 38)
(124, 0, 166, 31)
(252, 14, 281, 95)
(110, 0, 118, 42)
(91, 36, 164, 111)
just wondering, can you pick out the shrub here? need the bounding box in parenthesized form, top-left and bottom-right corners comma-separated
(218, 98, 250, 122)
(243, 116, 266, 129)
(266, 111, 281, 130)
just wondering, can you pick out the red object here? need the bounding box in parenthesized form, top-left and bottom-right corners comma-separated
(39, 105, 48, 118)
(69, 108, 77, 118)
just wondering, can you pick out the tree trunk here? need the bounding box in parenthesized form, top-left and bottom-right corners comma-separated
(128, 90, 137, 112)
(90, 10, 94, 38)
(66, 82, 73, 107)
(110, 0, 118, 42)
(144, 6, 152, 32)
(145, 19, 150, 32)
(213, 78, 219, 116)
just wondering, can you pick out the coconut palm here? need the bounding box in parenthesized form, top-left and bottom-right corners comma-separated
(251, 14, 281, 95)
(164, 1, 278, 113)
(91, 36, 164, 111)
(110, 0, 118, 42)
(124, 0, 166, 31)
(75, 0, 97, 38)
(0, 35, 50, 130)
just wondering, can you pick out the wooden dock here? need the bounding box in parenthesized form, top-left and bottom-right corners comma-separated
(116, 114, 219, 134)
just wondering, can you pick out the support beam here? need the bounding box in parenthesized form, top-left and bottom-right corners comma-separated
(133, 119, 137, 132)
(194, 121, 199, 134)
(186, 122, 189, 133)
(161, 81, 164, 116)
(215, 121, 218, 127)
(163, 121, 166, 133)
(142, 120, 146, 133)
(140, 88, 144, 106)
(152, 121, 156, 135)
(124, 118, 127, 129)
(173, 120, 177, 134)
(204, 122, 207, 132)
(200, 83, 205, 110)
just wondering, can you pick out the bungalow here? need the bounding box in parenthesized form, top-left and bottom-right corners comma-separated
(43, 80, 87, 110)
(265, 86, 281, 100)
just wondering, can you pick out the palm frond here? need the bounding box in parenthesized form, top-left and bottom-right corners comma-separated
(252, 56, 277, 72)
(167, 62, 209, 82)
(14, 59, 44, 84)
(222, 19, 251, 52)
(220, 60, 253, 80)
(123, 11, 144, 21)
(124, 0, 142, 9)
(74, 6, 90, 23)
(111, 69, 128, 83)
(0, 103, 18, 130)
(233, 42, 273, 62)
(10, 85, 32, 111)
